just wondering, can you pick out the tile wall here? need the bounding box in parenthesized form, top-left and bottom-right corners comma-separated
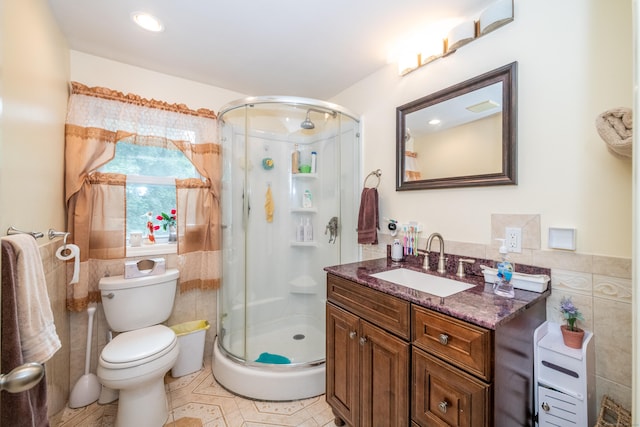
(41, 244, 217, 418)
(363, 213, 632, 411)
(47, 210, 632, 416)
(67, 253, 217, 405)
(39, 239, 71, 417)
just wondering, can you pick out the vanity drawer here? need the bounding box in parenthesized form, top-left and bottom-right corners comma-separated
(413, 306, 492, 381)
(327, 274, 410, 340)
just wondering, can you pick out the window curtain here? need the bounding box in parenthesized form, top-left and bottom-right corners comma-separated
(64, 82, 220, 312)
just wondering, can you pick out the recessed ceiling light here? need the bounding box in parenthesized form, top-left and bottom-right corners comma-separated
(428, 119, 441, 125)
(132, 12, 164, 32)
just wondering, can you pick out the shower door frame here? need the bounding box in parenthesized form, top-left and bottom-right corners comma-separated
(218, 97, 361, 369)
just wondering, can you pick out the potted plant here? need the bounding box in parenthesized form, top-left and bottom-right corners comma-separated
(559, 296, 585, 349)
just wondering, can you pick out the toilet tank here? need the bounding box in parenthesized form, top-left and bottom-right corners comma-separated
(99, 269, 179, 332)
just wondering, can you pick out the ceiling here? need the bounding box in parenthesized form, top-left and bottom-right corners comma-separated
(48, 0, 495, 100)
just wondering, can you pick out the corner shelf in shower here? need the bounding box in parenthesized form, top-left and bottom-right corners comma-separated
(290, 207, 318, 213)
(291, 173, 318, 179)
(290, 241, 318, 247)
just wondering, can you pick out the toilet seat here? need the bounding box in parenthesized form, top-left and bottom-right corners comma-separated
(100, 325, 177, 370)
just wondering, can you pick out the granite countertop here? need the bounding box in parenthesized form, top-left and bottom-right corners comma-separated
(324, 257, 550, 330)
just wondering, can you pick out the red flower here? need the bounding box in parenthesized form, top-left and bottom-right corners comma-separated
(171, 209, 177, 215)
(156, 215, 163, 221)
(153, 225, 160, 230)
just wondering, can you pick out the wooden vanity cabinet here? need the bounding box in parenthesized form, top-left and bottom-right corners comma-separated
(412, 300, 546, 426)
(326, 273, 546, 427)
(326, 274, 410, 427)
(412, 307, 491, 426)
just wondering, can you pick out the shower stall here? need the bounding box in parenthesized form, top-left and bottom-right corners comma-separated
(212, 96, 360, 400)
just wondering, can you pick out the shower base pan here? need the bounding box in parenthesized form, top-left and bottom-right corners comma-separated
(212, 336, 325, 401)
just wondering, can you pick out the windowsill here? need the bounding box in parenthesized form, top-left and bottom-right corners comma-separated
(126, 242, 177, 258)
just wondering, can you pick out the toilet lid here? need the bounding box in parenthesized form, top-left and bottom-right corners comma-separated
(102, 325, 176, 364)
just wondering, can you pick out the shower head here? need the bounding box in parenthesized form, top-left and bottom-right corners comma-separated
(300, 108, 337, 130)
(301, 112, 315, 129)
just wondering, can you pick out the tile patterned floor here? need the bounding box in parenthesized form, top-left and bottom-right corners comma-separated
(50, 360, 339, 427)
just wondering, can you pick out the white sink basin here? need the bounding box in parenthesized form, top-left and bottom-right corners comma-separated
(370, 268, 475, 297)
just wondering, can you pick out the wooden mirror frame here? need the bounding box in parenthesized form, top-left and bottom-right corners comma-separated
(396, 62, 517, 190)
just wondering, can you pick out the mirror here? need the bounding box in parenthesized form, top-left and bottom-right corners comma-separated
(396, 62, 517, 190)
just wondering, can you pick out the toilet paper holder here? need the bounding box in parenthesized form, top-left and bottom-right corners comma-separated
(48, 228, 70, 250)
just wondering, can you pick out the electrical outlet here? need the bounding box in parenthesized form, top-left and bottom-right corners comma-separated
(505, 227, 522, 253)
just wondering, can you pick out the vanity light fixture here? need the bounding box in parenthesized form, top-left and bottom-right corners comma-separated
(445, 20, 475, 54)
(466, 100, 500, 113)
(395, 0, 514, 76)
(480, 0, 514, 35)
(132, 12, 164, 32)
(398, 51, 420, 76)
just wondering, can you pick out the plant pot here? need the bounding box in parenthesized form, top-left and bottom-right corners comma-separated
(168, 225, 177, 243)
(561, 325, 585, 349)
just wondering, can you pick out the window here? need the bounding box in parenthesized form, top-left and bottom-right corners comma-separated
(100, 141, 201, 242)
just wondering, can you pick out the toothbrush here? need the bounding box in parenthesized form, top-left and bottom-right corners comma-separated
(403, 234, 408, 256)
(409, 227, 414, 255)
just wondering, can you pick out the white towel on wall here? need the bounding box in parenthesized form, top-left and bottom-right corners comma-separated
(2, 234, 61, 363)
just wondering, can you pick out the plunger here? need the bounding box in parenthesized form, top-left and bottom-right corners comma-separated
(68, 304, 101, 408)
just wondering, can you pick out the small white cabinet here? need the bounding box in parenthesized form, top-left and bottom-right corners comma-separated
(534, 322, 595, 426)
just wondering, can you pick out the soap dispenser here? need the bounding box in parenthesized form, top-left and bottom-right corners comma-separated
(493, 238, 515, 298)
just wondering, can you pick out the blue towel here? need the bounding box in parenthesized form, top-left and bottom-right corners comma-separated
(255, 352, 291, 364)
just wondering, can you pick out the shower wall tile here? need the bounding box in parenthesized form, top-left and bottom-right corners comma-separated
(551, 269, 593, 296)
(595, 376, 632, 415)
(446, 240, 486, 259)
(593, 274, 632, 303)
(592, 255, 632, 279)
(593, 297, 632, 387)
(490, 213, 541, 250)
(41, 240, 71, 418)
(532, 249, 593, 272)
(545, 289, 594, 333)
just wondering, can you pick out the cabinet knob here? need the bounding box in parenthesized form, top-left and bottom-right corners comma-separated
(359, 336, 367, 346)
(349, 331, 357, 339)
(439, 333, 449, 345)
(541, 402, 550, 412)
(438, 400, 448, 413)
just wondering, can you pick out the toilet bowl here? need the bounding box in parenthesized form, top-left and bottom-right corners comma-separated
(98, 325, 179, 427)
(96, 269, 180, 427)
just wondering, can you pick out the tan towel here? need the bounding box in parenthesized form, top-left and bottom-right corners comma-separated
(1, 239, 50, 427)
(595, 107, 632, 158)
(357, 187, 379, 244)
(1, 235, 61, 364)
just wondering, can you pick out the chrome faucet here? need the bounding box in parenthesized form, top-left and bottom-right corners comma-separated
(425, 233, 447, 274)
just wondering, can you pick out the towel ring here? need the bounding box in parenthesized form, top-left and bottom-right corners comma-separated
(363, 169, 381, 189)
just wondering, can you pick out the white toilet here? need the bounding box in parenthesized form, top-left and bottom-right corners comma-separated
(97, 269, 180, 427)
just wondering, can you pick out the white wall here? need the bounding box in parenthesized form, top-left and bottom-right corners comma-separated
(332, 0, 633, 258)
(1, 0, 71, 416)
(70, 51, 245, 112)
(1, 0, 70, 234)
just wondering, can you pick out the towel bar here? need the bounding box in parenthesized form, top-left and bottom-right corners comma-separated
(6, 226, 44, 239)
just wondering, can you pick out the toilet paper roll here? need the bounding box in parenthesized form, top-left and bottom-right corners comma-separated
(55, 244, 80, 284)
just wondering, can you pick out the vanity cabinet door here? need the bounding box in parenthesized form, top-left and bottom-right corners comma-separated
(326, 303, 360, 427)
(412, 348, 490, 427)
(360, 320, 410, 426)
